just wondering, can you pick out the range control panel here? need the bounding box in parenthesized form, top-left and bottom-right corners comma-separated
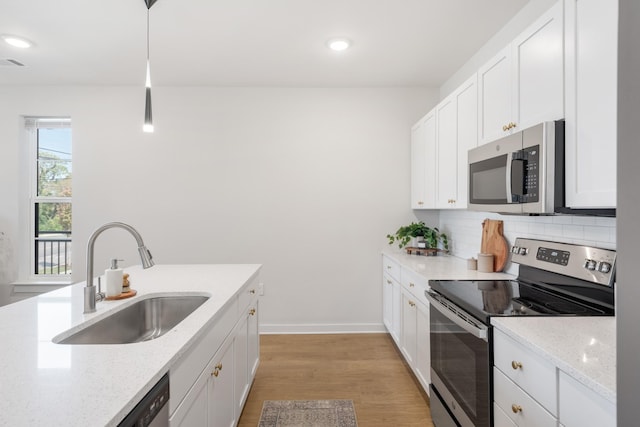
(510, 238, 616, 287)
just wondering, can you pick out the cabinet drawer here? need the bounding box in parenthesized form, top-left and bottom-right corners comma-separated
(493, 402, 517, 427)
(382, 255, 401, 282)
(558, 371, 615, 427)
(493, 329, 557, 415)
(494, 368, 557, 427)
(400, 267, 428, 301)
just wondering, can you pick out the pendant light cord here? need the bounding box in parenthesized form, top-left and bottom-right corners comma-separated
(146, 8, 150, 63)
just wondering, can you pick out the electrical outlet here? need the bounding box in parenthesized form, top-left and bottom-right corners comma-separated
(258, 282, 264, 296)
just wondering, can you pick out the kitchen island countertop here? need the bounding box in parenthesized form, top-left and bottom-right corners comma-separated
(0, 263, 261, 427)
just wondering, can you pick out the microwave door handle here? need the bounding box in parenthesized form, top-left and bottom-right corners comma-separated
(505, 151, 513, 203)
(425, 291, 488, 341)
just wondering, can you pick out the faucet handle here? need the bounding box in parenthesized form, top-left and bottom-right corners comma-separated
(96, 277, 105, 302)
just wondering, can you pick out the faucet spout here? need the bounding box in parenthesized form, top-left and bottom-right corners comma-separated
(84, 222, 154, 314)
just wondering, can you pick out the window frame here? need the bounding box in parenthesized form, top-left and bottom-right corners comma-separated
(25, 117, 73, 283)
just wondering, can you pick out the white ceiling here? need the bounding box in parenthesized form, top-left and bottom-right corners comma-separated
(0, 0, 529, 87)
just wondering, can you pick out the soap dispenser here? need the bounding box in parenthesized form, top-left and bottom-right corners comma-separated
(105, 259, 124, 297)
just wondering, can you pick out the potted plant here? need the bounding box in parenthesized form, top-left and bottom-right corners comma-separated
(386, 221, 449, 253)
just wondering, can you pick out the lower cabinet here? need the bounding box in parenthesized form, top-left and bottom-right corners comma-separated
(382, 254, 431, 395)
(493, 328, 615, 427)
(169, 280, 260, 427)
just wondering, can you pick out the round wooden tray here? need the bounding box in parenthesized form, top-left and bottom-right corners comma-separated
(105, 289, 137, 301)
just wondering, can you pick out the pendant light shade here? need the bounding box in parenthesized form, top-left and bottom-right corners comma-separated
(143, 0, 157, 133)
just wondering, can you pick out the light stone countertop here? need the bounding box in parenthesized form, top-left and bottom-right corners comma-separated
(491, 316, 616, 403)
(0, 263, 261, 427)
(382, 249, 516, 281)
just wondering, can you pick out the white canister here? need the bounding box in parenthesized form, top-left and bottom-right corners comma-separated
(477, 253, 494, 273)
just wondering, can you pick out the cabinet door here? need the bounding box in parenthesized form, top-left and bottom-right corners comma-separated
(478, 46, 512, 144)
(512, 1, 564, 131)
(382, 272, 394, 332)
(558, 371, 615, 427)
(400, 288, 417, 365)
(436, 94, 458, 208)
(169, 369, 209, 427)
(248, 299, 260, 379)
(391, 276, 402, 345)
(411, 110, 437, 209)
(209, 337, 235, 427)
(234, 312, 249, 418)
(564, 0, 617, 208)
(414, 299, 430, 394)
(455, 74, 478, 209)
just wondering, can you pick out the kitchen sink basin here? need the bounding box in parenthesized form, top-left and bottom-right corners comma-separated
(54, 295, 209, 345)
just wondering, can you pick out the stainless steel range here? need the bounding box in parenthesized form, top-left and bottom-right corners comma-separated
(426, 238, 616, 427)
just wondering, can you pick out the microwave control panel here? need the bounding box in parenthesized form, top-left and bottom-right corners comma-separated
(511, 145, 540, 203)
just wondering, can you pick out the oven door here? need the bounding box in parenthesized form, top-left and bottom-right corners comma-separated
(426, 291, 491, 427)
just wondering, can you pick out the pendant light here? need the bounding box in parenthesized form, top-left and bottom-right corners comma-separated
(143, 0, 158, 133)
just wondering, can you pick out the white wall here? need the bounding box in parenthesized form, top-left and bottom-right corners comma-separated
(0, 86, 439, 329)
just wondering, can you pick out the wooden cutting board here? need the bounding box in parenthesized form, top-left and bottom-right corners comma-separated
(481, 219, 509, 272)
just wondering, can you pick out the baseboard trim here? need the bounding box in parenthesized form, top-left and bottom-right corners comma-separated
(260, 323, 386, 334)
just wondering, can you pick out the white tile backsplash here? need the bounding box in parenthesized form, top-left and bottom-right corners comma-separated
(415, 210, 617, 275)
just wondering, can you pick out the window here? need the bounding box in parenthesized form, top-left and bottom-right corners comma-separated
(26, 118, 72, 278)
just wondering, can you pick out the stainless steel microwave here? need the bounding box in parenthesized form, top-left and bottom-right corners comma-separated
(468, 121, 561, 215)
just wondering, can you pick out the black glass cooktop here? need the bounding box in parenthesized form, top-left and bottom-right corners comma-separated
(428, 279, 614, 324)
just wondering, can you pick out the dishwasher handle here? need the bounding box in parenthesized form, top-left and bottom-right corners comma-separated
(425, 290, 488, 341)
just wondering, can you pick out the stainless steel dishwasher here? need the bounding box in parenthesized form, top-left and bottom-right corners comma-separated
(118, 373, 169, 427)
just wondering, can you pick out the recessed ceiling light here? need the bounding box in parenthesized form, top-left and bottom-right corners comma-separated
(327, 38, 352, 52)
(2, 35, 33, 49)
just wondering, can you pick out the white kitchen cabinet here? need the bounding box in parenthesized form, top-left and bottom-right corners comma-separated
(478, 45, 512, 144)
(436, 74, 477, 208)
(400, 287, 418, 366)
(493, 327, 616, 427)
(234, 302, 259, 418)
(563, 0, 618, 208)
(435, 93, 457, 208)
(381, 254, 431, 395)
(493, 329, 558, 427)
(414, 297, 430, 392)
(493, 368, 556, 427)
(493, 329, 557, 415)
(209, 336, 236, 427)
(478, 1, 563, 144)
(411, 109, 437, 209)
(382, 255, 402, 345)
(558, 371, 615, 427)
(169, 279, 260, 427)
(396, 264, 431, 395)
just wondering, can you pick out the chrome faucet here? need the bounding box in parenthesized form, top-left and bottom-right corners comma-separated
(84, 222, 154, 313)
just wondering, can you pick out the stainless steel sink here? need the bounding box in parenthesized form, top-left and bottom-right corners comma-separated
(54, 295, 209, 345)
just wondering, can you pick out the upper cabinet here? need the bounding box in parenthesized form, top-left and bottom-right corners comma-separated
(478, 1, 564, 145)
(410, 0, 618, 211)
(563, 0, 618, 209)
(436, 75, 478, 209)
(411, 75, 477, 210)
(411, 109, 437, 209)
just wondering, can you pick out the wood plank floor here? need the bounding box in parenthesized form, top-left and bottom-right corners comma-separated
(238, 333, 434, 427)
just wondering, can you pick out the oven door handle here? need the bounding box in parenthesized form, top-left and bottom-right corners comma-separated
(425, 291, 488, 341)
